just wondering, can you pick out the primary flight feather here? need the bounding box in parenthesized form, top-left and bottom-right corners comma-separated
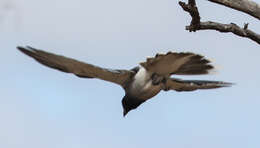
(17, 46, 232, 116)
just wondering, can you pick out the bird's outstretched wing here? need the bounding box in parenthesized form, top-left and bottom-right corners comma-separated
(140, 52, 213, 76)
(164, 78, 232, 92)
(17, 46, 134, 87)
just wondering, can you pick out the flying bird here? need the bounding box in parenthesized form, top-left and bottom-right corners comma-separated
(17, 46, 232, 116)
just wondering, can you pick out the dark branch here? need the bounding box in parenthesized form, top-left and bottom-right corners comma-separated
(208, 0, 260, 20)
(188, 22, 260, 44)
(179, 0, 260, 45)
(179, 0, 200, 31)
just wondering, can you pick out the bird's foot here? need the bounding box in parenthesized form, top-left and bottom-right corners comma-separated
(151, 73, 166, 85)
(163, 86, 170, 91)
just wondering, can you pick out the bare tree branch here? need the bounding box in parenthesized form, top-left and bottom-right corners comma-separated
(191, 22, 260, 44)
(179, 0, 260, 44)
(179, 1, 201, 31)
(208, 0, 260, 20)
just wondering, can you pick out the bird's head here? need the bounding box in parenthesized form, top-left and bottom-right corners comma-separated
(121, 94, 145, 117)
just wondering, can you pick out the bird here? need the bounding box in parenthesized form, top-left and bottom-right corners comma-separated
(17, 46, 232, 116)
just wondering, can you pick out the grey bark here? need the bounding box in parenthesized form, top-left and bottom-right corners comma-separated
(208, 0, 260, 20)
(179, 0, 260, 45)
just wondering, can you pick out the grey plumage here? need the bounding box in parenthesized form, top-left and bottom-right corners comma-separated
(165, 78, 232, 91)
(17, 46, 134, 87)
(17, 46, 232, 116)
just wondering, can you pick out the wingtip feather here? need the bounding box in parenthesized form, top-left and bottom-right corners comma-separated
(217, 81, 234, 88)
(17, 46, 26, 52)
(17, 46, 32, 52)
(17, 46, 36, 57)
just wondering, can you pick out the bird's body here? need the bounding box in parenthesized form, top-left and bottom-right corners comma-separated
(17, 46, 232, 116)
(127, 67, 161, 100)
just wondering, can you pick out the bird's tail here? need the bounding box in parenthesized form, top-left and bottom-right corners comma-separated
(168, 78, 233, 91)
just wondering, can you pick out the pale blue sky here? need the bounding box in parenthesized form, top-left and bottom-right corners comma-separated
(1, 0, 260, 148)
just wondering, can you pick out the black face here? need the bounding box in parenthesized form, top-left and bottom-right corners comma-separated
(121, 94, 146, 117)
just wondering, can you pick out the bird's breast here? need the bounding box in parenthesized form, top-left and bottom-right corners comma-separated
(127, 67, 161, 100)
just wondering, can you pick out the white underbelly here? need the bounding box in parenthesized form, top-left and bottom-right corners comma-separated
(128, 67, 161, 100)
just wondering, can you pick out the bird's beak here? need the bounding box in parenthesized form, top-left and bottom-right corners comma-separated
(123, 109, 128, 117)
